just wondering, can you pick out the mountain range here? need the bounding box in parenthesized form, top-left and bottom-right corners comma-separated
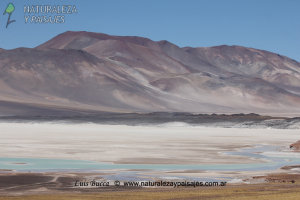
(0, 31, 300, 116)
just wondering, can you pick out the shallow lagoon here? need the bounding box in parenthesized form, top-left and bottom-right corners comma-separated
(1, 145, 299, 172)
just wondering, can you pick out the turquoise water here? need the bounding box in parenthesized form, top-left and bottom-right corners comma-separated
(1, 146, 300, 172)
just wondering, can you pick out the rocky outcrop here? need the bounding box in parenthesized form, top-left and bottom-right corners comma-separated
(290, 141, 300, 151)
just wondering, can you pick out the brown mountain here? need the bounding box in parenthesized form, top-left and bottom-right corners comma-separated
(0, 31, 299, 116)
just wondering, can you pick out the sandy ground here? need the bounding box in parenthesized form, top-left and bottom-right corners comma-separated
(0, 122, 299, 165)
(0, 172, 300, 198)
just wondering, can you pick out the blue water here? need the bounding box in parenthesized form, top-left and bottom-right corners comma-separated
(0, 145, 299, 172)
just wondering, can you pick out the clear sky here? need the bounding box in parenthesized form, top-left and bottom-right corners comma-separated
(0, 0, 299, 61)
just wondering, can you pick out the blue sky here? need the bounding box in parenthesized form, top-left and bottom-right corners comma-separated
(0, 0, 299, 61)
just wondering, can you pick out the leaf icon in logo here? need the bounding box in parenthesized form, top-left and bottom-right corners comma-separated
(3, 3, 15, 15)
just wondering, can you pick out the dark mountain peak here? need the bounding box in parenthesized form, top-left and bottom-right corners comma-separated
(37, 31, 158, 50)
(157, 40, 172, 45)
(157, 40, 180, 49)
(56, 31, 111, 39)
(36, 31, 112, 50)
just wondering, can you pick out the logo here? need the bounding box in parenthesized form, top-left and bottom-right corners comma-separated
(3, 3, 16, 28)
(24, 5, 78, 24)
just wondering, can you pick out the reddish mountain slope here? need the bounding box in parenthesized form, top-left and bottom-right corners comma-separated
(0, 31, 299, 116)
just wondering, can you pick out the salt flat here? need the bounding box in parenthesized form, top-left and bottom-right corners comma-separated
(0, 122, 299, 166)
